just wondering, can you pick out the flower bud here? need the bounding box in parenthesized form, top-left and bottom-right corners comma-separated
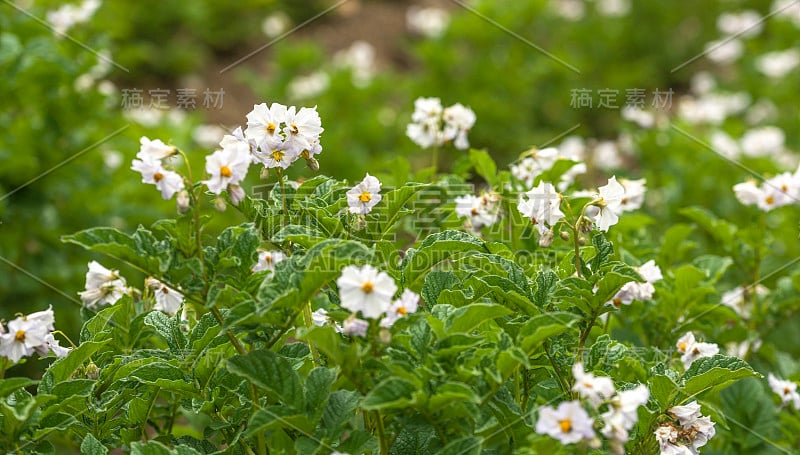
(538, 229, 555, 247)
(260, 167, 270, 180)
(306, 157, 320, 172)
(578, 236, 587, 246)
(214, 197, 227, 212)
(176, 190, 190, 213)
(228, 184, 245, 206)
(559, 230, 570, 241)
(378, 328, 392, 344)
(85, 361, 100, 380)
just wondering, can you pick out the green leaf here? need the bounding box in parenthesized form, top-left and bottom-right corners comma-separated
(62, 226, 170, 273)
(305, 367, 336, 415)
(428, 382, 481, 412)
(0, 378, 38, 398)
(362, 377, 418, 410)
(589, 233, 614, 272)
(681, 355, 759, 398)
(517, 312, 580, 353)
(533, 270, 558, 308)
(130, 441, 171, 455)
(692, 255, 733, 284)
(469, 149, 498, 187)
(680, 206, 737, 246)
(446, 303, 512, 334)
(80, 434, 108, 455)
(144, 311, 186, 355)
(650, 374, 679, 410)
(128, 362, 196, 395)
(439, 436, 481, 455)
(322, 390, 360, 439)
(38, 340, 110, 394)
(227, 350, 305, 410)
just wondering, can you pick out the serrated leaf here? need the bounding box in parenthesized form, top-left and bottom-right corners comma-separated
(227, 350, 304, 410)
(144, 311, 186, 355)
(80, 434, 107, 455)
(681, 355, 759, 397)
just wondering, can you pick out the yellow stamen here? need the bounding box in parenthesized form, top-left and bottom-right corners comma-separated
(266, 122, 276, 134)
(359, 192, 372, 203)
(153, 172, 164, 182)
(781, 184, 788, 192)
(765, 195, 775, 205)
(161, 286, 169, 294)
(272, 150, 284, 162)
(362, 281, 374, 293)
(784, 387, 792, 395)
(397, 307, 408, 316)
(301, 150, 311, 159)
(559, 419, 572, 433)
(612, 297, 622, 308)
(220, 166, 233, 178)
(15, 330, 25, 342)
(678, 342, 687, 352)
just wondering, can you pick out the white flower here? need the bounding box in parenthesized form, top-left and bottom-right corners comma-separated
(717, 10, 764, 37)
(282, 106, 324, 155)
(252, 250, 287, 273)
(35, 332, 70, 358)
(756, 49, 800, 79)
(606, 385, 649, 428)
(287, 71, 330, 100)
(618, 178, 646, 211)
(768, 374, 800, 409)
(455, 193, 501, 231)
(342, 316, 370, 337)
(244, 103, 288, 148)
(262, 12, 290, 38)
(25, 306, 56, 332)
(253, 142, 297, 170)
(0, 317, 50, 362)
(337, 265, 397, 319)
(621, 106, 655, 128)
(203, 142, 251, 195)
(406, 6, 450, 38)
(381, 289, 420, 328)
(668, 401, 702, 425)
(46, 0, 100, 36)
(518, 182, 564, 235)
(759, 172, 800, 211)
(311, 308, 331, 327)
(551, 0, 586, 20)
(571, 362, 615, 407)
(510, 147, 561, 188)
(608, 260, 662, 307)
(676, 332, 719, 368)
(593, 141, 623, 170)
(131, 158, 185, 200)
(733, 180, 763, 207)
(535, 400, 596, 444)
(347, 173, 382, 215)
(741, 126, 785, 157)
(596, 0, 631, 17)
(333, 41, 376, 87)
(594, 176, 625, 232)
(772, 0, 800, 26)
(705, 38, 744, 64)
(193, 125, 227, 148)
(441, 103, 476, 149)
(710, 130, 740, 159)
(79, 261, 127, 309)
(137, 136, 176, 161)
(655, 425, 692, 455)
(146, 278, 184, 316)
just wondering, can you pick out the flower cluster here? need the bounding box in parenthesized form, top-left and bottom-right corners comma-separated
(768, 374, 800, 410)
(456, 192, 501, 231)
(676, 332, 719, 368)
(335, 265, 420, 335)
(131, 137, 185, 200)
(79, 261, 128, 309)
(517, 181, 564, 236)
(0, 307, 69, 363)
(733, 167, 800, 212)
(536, 362, 649, 453)
(655, 402, 716, 454)
(46, 0, 101, 36)
(607, 260, 663, 307)
(510, 146, 586, 191)
(244, 102, 323, 170)
(406, 97, 476, 150)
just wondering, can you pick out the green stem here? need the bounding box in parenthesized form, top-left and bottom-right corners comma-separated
(276, 168, 287, 222)
(431, 146, 439, 173)
(302, 301, 321, 366)
(544, 341, 570, 395)
(375, 411, 389, 455)
(143, 387, 160, 439)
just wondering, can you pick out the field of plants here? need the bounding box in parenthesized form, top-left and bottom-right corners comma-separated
(1, 0, 799, 453)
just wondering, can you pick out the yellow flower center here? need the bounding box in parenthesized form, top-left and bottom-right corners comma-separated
(289, 124, 299, 135)
(781, 184, 788, 192)
(301, 150, 311, 159)
(15, 330, 25, 342)
(678, 342, 687, 352)
(397, 307, 408, 316)
(559, 419, 572, 433)
(266, 122, 276, 134)
(612, 297, 622, 308)
(264, 254, 273, 264)
(153, 172, 164, 182)
(359, 192, 372, 203)
(784, 386, 792, 395)
(220, 166, 233, 178)
(161, 286, 169, 294)
(272, 150, 285, 161)
(765, 195, 775, 205)
(362, 281, 374, 293)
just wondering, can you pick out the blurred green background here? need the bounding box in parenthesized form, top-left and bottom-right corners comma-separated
(1, 0, 799, 380)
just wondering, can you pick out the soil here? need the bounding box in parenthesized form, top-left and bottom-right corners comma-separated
(187, 0, 454, 126)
